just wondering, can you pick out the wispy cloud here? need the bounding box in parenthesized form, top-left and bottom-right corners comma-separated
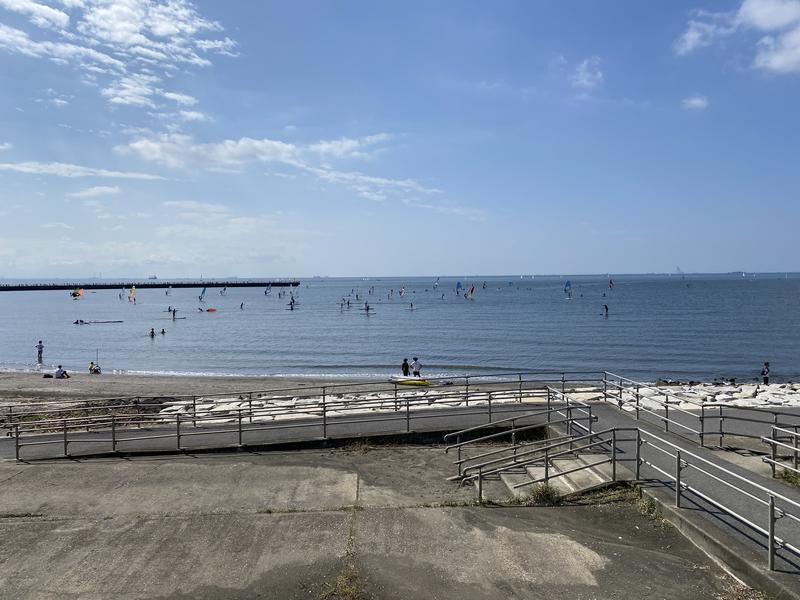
(67, 185, 121, 198)
(42, 221, 74, 230)
(0, 0, 237, 116)
(0, 141, 11, 151)
(570, 56, 603, 89)
(0, 161, 163, 180)
(681, 95, 709, 110)
(674, 0, 800, 74)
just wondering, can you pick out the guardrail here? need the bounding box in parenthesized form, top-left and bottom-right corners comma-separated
(763, 426, 800, 478)
(1, 370, 606, 428)
(7, 372, 607, 460)
(449, 419, 800, 571)
(602, 372, 800, 448)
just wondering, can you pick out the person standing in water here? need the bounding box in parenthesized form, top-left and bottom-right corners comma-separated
(411, 357, 422, 378)
(149, 328, 156, 338)
(35, 340, 44, 364)
(401, 358, 410, 377)
(761, 362, 770, 385)
(603, 304, 609, 318)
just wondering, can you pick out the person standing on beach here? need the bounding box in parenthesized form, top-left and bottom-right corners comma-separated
(411, 357, 422, 378)
(761, 362, 770, 385)
(35, 340, 44, 364)
(401, 358, 410, 377)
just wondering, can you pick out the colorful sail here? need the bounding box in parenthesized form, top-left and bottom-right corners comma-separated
(128, 286, 135, 303)
(70, 287, 84, 298)
(199, 287, 207, 301)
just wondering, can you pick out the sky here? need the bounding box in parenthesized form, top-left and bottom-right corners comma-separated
(0, 0, 798, 278)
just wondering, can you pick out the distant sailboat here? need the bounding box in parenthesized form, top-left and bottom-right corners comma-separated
(199, 287, 207, 302)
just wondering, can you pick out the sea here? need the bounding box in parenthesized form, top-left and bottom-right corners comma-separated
(0, 274, 798, 382)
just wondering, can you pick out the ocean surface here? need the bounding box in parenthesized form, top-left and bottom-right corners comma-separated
(0, 274, 798, 382)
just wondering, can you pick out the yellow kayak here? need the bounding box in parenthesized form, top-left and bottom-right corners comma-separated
(393, 378, 430, 386)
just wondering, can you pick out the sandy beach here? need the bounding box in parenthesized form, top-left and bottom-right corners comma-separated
(0, 371, 365, 405)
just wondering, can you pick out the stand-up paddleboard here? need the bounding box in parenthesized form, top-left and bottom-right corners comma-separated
(391, 377, 430, 386)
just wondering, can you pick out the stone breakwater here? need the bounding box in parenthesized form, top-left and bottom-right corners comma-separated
(617, 383, 800, 412)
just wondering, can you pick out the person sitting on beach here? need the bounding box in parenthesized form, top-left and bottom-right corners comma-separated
(55, 365, 70, 379)
(88, 361, 101, 375)
(411, 357, 422, 378)
(401, 358, 410, 377)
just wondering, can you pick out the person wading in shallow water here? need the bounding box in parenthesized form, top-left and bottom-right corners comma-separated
(761, 362, 770, 385)
(401, 358, 410, 377)
(411, 357, 422, 378)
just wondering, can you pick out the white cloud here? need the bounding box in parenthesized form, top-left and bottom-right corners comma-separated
(0, 141, 11, 151)
(0, 0, 69, 30)
(570, 56, 603, 89)
(179, 109, 210, 122)
(675, 1, 800, 73)
(308, 133, 392, 159)
(42, 221, 74, 229)
(681, 95, 709, 110)
(0, 161, 163, 179)
(67, 185, 121, 197)
(162, 91, 197, 105)
(0, 0, 237, 114)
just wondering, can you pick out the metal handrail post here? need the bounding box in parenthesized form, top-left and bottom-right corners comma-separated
(406, 396, 411, 433)
(477, 467, 483, 503)
(768, 495, 776, 570)
(561, 373, 566, 393)
(322, 387, 327, 438)
(665, 396, 670, 433)
(719, 406, 724, 447)
(770, 432, 777, 478)
(518, 374, 523, 403)
(617, 378, 622, 406)
(511, 419, 517, 449)
(635, 429, 641, 480)
(393, 383, 398, 411)
(588, 405, 593, 435)
(488, 393, 492, 423)
(176, 414, 181, 450)
(700, 405, 705, 448)
(675, 450, 682, 508)
(8, 405, 12, 425)
(248, 399, 253, 424)
(63, 419, 68, 457)
(544, 447, 550, 482)
(192, 396, 197, 428)
(237, 409, 243, 447)
(794, 426, 799, 471)
(611, 429, 617, 481)
(14, 424, 19, 461)
(635, 385, 640, 420)
(546, 388, 551, 422)
(603, 375, 608, 401)
(457, 435, 463, 476)
(111, 416, 116, 452)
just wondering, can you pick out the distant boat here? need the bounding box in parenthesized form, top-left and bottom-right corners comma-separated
(148, 275, 158, 280)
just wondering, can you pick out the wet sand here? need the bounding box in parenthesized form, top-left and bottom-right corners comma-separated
(0, 371, 366, 405)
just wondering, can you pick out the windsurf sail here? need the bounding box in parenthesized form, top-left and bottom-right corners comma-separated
(399, 286, 406, 297)
(456, 281, 463, 293)
(433, 277, 439, 290)
(70, 287, 84, 298)
(199, 287, 207, 302)
(220, 287, 227, 296)
(608, 278, 614, 290)
(128, 286, 136, 303)
(564, 280, 572, 294)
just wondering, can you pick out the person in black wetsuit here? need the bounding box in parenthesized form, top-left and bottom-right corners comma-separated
(401, 358, 410, 377)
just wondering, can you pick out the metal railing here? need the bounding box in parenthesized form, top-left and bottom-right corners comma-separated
(2, 370, 606, 428)
(447, 418, 800, 571)
(602, 372, 800, 449)
(763, 426, 800, 478)
(7, 372, 606, 460)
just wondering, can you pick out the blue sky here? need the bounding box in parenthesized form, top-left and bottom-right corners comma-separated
(0, 0, 798, 278)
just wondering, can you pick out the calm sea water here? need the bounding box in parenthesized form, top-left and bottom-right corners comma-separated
(0, 274, 798, 382)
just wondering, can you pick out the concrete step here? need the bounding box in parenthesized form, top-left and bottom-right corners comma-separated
(550, 457, 606, 492)
(576, 452, 634, 482)
(499, 472, 538, 499)
(522, 465, 573, 495)
(474, 475, 515, 503)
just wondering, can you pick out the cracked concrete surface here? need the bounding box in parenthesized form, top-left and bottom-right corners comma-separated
(0, 447, 755, 599)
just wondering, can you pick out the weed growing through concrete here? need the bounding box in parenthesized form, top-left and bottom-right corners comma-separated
(512, 483, 562, 506)
(343, 440, 370, 454)
(778, 469, 800, 487)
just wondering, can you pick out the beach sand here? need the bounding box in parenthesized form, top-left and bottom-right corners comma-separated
(0, 371, 365, 404)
